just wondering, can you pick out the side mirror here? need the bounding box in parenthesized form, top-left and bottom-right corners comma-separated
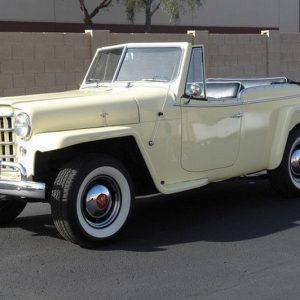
(190, 83, 202, 98)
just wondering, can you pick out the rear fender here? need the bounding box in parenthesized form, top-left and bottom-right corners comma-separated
(268, 104, 300, 169)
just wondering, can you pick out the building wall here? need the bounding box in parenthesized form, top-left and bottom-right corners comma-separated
(205, 33, 268, 78)
(0, 0, 298, 33)
(0, 32, 91, 97)
(0, 30, 299, 97)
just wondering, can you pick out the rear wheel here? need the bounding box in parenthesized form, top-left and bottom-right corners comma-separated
(0, 197, 26, 225)
(51, 155, 134, 247)
(269, 128, 300, 197)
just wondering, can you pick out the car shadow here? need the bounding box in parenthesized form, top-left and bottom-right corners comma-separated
(11, 213, 61, 239)
(10, 179, 300, 252)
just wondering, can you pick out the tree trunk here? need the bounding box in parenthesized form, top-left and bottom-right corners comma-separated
(145, 3, 152, 33)
(84, 17, 93, 28)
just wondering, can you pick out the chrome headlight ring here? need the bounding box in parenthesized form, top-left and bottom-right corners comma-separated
(14, 112, 32, 140)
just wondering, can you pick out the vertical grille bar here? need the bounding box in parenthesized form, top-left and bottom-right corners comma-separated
(4, 117, 10, 160)
(0, 114, 16, 163)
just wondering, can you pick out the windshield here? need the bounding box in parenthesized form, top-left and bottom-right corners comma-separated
(86, 48, 123, 83)
(117, 47, 181, 82)
(85, 46, 182, 84)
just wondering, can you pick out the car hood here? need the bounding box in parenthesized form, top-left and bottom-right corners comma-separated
(0, 86, 168, 134)
(0, 88, 140, 134)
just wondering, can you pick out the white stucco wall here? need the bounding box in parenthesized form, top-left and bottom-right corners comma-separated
(0, 0, 298, 32)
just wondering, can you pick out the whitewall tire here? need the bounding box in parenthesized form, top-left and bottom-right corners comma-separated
(51, 155, 134, 247)
(269, 128, 300, 197)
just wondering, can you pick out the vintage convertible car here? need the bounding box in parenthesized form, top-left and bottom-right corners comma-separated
(1, 42, 300, 246)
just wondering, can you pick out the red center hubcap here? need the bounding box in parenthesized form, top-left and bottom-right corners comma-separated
(96, 194, 109, 210)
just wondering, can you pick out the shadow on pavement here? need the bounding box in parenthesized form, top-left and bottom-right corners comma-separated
(12, 214, 61, 239)
(11, 179, 300, 251)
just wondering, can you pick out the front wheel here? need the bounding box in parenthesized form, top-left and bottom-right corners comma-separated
(51, 155, 134, 247)
(269, 128, 300, 197)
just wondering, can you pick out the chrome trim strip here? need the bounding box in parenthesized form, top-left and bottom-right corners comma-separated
(241, 93, 300, 105)
(0, 128, 13, 132)
(136, 193, 162, 199)
(175, 100, 243, 108)
(207, 76, 288, 83)
(0, 141, 14, 146)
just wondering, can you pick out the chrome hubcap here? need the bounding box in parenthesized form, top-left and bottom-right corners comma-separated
(85, 185, 112, 219)
(290, 149, 300, 178)
(82, 176, 121, 229)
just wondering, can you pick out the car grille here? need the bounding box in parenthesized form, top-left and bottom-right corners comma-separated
(0, 114, 16, 163)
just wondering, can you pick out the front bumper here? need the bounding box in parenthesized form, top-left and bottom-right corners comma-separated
(0, 161, 46, 200)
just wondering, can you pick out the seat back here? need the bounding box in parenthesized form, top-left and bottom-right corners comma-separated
(206, 81, 241, 99)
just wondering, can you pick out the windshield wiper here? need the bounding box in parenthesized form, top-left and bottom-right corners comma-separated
(86, 78, 101, 84)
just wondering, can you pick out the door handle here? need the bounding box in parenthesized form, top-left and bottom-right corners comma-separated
(231, 112, 244, 119)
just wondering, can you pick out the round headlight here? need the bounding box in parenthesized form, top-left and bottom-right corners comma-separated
(14, 112, 31, 140)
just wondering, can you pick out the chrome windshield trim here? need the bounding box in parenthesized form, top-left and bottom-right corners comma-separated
(112, 46, 127, 82)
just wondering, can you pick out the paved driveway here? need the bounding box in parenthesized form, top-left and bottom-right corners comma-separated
(1, 179, 300, 299)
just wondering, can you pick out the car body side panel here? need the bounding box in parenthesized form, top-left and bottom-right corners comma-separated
(19, 125, 208, 194)
(239, 85, 300, 173)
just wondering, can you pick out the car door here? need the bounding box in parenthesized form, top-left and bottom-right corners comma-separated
(181, 47, 243, 172)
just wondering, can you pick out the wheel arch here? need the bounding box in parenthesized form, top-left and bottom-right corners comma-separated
(34, 135, 159, 197)
(268, 105, 300, 170)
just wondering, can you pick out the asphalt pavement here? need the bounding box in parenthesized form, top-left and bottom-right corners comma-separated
(1, 179, 300, 299)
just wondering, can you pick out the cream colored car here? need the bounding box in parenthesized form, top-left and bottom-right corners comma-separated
(1, 42, 300, 246)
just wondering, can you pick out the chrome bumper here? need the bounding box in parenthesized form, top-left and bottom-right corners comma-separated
(0, 161, 46, 200)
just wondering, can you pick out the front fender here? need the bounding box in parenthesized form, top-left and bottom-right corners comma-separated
(19, 126, 162, 192)
(268, 104, 300, 169)
(31, 126, 140, 152)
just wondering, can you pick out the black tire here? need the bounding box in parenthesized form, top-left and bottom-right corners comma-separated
(0, 197, 26, 225)
(51, 155, 134, 247)
(269, 128, 300, 197)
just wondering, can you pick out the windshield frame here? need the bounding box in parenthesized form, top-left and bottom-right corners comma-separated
(112, 46, 127, 82)
(82, 44, 184, 87)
